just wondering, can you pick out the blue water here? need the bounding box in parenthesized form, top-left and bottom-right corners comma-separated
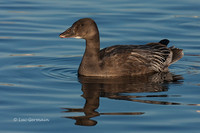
(1, 0, 200, 133)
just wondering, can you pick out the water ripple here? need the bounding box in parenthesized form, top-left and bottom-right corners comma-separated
(42, 66, 77, 81)
(1, 0, 200, 132)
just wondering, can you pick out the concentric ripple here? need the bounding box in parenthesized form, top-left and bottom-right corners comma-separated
(42, 66, 77, 81)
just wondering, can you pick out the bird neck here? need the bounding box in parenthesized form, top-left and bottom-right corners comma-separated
(78, 38, 101, 76)
(85, 38, 100, 56)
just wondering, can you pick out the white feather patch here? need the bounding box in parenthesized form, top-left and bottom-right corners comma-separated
(74, 36, 82, 39)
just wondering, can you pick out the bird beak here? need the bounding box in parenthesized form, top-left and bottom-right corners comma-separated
(59, 27, 75, 38)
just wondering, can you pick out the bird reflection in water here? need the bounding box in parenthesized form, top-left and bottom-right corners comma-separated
(62, 72, 183, 126)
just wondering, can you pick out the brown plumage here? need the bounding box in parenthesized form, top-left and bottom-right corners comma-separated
(60, 18, 183, 77)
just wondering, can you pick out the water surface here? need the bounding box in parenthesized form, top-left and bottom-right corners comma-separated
(0, 0, 200, 133)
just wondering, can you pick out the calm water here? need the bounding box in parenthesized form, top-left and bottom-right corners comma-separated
(1, 0, 200, 132)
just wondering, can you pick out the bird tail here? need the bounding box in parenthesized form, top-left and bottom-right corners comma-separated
(159, 39, 170, 46)
(169, 46, 184, 64)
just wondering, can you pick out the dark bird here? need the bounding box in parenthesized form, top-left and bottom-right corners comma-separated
(60, 18, 183, 77)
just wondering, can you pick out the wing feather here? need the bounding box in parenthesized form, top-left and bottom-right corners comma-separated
(99, 43, 172, 75)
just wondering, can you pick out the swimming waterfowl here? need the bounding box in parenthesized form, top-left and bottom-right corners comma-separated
(59, 18, 183, 77)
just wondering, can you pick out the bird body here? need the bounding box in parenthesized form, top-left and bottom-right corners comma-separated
(60, 18, 183, 77)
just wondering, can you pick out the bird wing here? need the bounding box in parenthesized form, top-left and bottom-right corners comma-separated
(99, 43, 172, 74)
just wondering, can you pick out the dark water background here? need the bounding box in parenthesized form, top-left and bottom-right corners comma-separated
(0, 0, 200, 133)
